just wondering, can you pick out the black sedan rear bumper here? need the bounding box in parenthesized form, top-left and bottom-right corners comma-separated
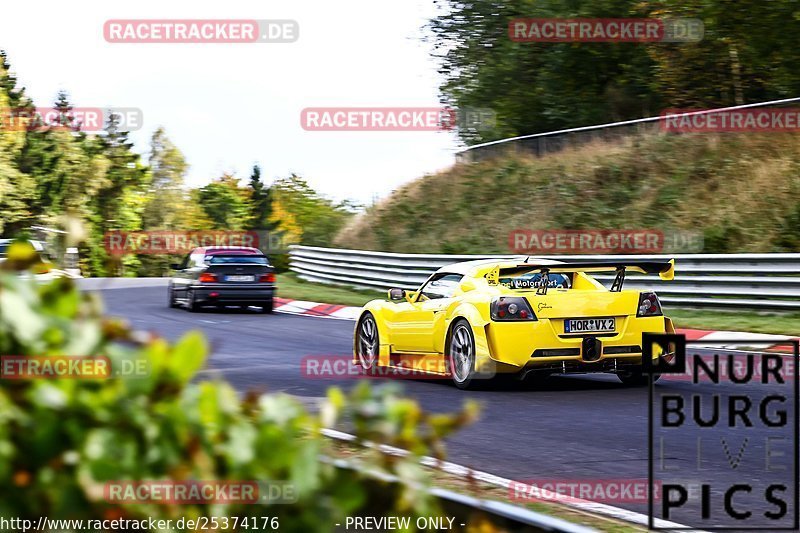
(192, 284, 275, 305)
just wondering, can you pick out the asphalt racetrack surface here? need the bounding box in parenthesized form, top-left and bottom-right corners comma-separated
(94, 284, 798, 529)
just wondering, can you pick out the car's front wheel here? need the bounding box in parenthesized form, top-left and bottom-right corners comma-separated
(356, 313, 379, 370)
(447, 319, 478, 390)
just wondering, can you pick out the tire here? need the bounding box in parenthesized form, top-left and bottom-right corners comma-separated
(187, 289, 201, 312)
(167, 283, 178, 308)
(446, 319, 478, 390)
(617, 370, 661, 386)
(355, 313, 379, 370)
(262, 300, 274, 314)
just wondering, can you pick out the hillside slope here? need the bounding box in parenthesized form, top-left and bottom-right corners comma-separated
(335, 134, 800, 254)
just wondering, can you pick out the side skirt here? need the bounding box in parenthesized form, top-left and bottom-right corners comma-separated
(386, 351, 449, 376)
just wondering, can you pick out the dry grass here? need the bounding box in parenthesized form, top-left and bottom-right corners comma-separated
(335, 132, 800, 254)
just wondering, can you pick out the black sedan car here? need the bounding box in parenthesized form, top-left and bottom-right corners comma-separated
(167, 246, 276, 312)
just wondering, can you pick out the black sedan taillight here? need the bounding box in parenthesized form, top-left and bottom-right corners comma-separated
(491, 297, 537, 321)
(637, 292, 663, 317)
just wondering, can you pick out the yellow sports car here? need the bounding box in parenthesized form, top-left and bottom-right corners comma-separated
(353, 258, 676, 389)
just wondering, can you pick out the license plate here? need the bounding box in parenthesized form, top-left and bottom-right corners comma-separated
(565, 318, 615, 333)
(225, 275, 254, 282)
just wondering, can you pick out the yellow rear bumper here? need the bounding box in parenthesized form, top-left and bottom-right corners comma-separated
(483, 315, 670, 369)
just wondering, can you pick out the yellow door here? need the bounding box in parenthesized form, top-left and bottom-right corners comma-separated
(392, 274, 463, 353)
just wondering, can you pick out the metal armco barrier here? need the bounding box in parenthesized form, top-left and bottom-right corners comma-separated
(289, 246, 800, 310)
(325, 458, 598, 533)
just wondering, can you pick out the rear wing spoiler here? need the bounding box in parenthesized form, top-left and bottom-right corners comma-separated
(486, 259, 675, 294)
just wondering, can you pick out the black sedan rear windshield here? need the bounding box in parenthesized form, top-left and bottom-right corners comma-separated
(207, 255, 269, 265)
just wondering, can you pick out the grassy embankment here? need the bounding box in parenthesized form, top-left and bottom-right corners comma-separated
(335, 133, 800, 254)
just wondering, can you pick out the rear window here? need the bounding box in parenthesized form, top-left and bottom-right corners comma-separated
(207, 255, 269, 265)
(203, 248, 261, 255)
(500, 272, 571, 289)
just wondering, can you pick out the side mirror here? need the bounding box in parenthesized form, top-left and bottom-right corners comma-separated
(170, 263, 181, 270)
(388, 288, 406, 301)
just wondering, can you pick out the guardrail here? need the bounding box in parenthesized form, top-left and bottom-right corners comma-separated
(289, 246, 800, 310)
(325, 457, 597, 533)
(456, 96, 800, 162)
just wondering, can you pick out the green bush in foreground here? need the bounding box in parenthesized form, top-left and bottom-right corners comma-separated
(0, 249, 479, 530)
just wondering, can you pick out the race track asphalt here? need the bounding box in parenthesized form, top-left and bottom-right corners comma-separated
(91, 284, 799, 529)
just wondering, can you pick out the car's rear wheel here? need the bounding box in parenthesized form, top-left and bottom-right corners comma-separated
(262, 300, 274, 314)
(167, 283, 178, 308)
(187, 289, 201, 312)
(356, 313, 379, 370)
(447, 319, 477, 390)
(617, 370, 661, 386)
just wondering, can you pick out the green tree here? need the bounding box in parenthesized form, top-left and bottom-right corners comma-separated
(0, 90, 34, 236)
(428, 0, 660, 143)
(138, 128, 189, 276)
(0, 50, 32, 109)
(271, 174, 356, 246)
(247, 164, 275, 230)
(84, 111, 149, 275)
(428, 0, 800, 145)
(196, 173, 252, 229)
(141, 127, 188, 230)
